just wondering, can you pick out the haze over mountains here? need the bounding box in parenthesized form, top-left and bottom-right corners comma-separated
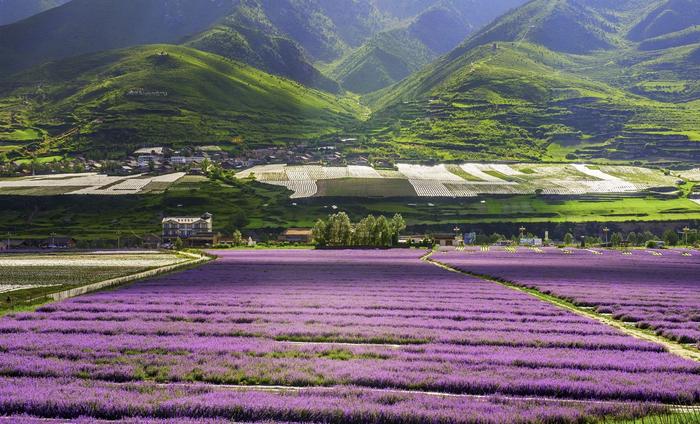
(0, 0, 70, 26)
(0, 0, 699, 164)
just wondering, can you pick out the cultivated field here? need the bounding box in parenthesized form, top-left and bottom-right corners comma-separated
(237, 163, 684, 199)
(0, 252, 188, 313)
(1, 250, 699, 422)
(0, 172, 186, 195)
(437, 248, 700, 346)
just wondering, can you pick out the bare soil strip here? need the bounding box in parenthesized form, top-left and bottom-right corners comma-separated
(424, 253, 700, 363)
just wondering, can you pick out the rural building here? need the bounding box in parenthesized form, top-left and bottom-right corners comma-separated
(278, 228, 314, 244)
(41, 237, 77, 249)
(170, 156, 207, 166)
(3, 240, 30, 250)
(520, 237, 543, 246)
(137, 155, 160, 168)
(186, 232, 221, 247)
(433, 233, 461, 247)
(398, 235, 427, 245)
(140, 235, 163, 249)
(162, 213, 213, 241)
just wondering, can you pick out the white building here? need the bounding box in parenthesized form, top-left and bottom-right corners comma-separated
(162, 213, 213, 240)
(520, 237, 543, 246)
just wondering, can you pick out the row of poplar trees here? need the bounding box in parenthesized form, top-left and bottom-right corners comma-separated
(312, 212, 406, 247)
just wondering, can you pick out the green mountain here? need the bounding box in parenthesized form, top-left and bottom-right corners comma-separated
(0, 45, 364, 158)
(628, 0, 700, 41)
(363, 0, 700, 164)
(325, 0, 526, 93)
(0, 0, 69, 26)
(185, 0, 341, 92)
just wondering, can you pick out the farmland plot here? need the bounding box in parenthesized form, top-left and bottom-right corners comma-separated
(397, 164, 464, 181)
(460, 164, 507, 182)
(0, 252, 186, 311)
(266, 180, 318, 198)
(680, 168, 700, 182)
(0, 250, 698, 422)
(0, 173, 185, 195)
(438, 248, 700, 346)
(408, 179, 454, 197)
(237, 163, 680, 199)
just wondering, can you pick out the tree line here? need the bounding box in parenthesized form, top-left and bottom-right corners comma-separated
(312, 213, 406, 248)
(563, 229, 696, 247)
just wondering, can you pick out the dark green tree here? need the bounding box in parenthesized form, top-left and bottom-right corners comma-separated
(663, 229, 679, 246)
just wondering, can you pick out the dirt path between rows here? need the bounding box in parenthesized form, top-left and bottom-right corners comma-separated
(423, 252, 700, 363)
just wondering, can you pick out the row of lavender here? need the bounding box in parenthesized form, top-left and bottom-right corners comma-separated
(438, 248, 700, 345)
(0, 249, 698, 423)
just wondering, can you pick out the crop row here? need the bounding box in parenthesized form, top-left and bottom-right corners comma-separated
(1, 249, 698, 422)
(0, 377, 664, 424)
(438, 248, 700, 344)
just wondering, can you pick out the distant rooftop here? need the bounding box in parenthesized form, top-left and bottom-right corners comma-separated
(134, 147, 165, 155)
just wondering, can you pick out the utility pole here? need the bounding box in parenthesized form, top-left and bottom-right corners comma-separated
(683, 227, 690, 247)
(603, 227, 610, 246)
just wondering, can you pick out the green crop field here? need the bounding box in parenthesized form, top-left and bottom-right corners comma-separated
(0, 252, 186, 314)
(316, 178, 417, 197)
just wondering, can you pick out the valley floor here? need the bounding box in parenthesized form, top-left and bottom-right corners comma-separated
(0, 174, 698, 243)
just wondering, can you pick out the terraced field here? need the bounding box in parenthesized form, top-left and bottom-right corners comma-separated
(1, 250, 699, 422)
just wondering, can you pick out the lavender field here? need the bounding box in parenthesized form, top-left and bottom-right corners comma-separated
(0, 250, 699, 423)
(438, 248, 700, 346)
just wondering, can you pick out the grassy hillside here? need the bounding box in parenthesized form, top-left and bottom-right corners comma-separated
(326, 0, 527, 93)
(256, 0, 384, 62)
(362, 0, 700, 165)
(0, 0, 69, 26)
(0, 45, 365, 158)
(325, 28, 437, 94)
(185, 0, 341, 93)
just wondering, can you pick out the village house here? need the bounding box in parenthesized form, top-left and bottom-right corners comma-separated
(520, 237, 544, 247)
(278, 228, 314, 244)
(41, 237, 77, 249)
(162, 213, 213, 240)
(137, 155, 161, 168)
(432, 233, 461, 247)
(398, 235, 427, 245)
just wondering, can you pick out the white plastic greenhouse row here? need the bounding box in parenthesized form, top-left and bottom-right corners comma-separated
(398, 164, 464, 182)
(571, 164, 621, 181)
(266, 180, 318, 198)
(0, 284, 60, 294)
